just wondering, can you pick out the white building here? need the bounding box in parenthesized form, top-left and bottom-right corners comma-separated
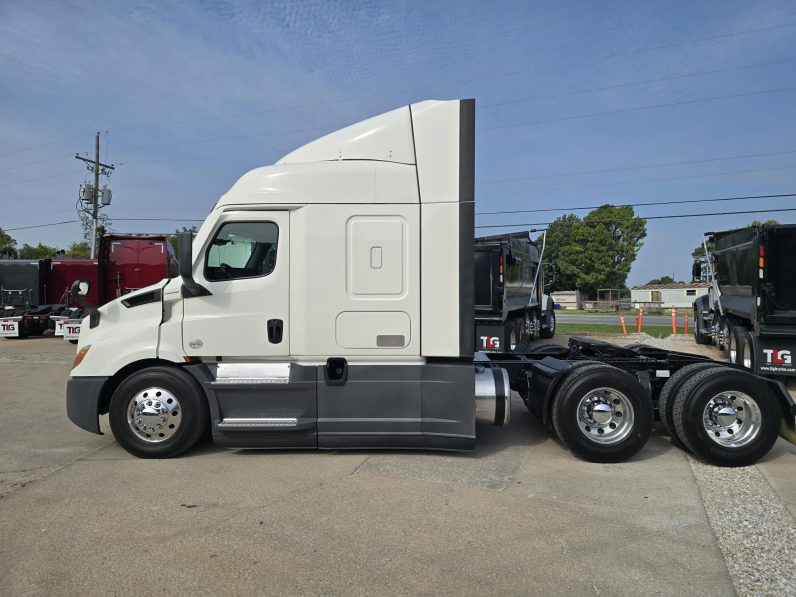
(630, 282, 709, 309)
(551, 290, 581, 310)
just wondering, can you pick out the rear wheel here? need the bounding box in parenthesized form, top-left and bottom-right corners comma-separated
(672, 367, 780, 466)
(109, 366, 209, 459)
(728, 326, 743, 364)
(739, 329, 756, 371)
(657, 362, 723, 449)
(504, 318, 521, 352)
(551, 364, 652, 462)
(539, 310, 556, 339)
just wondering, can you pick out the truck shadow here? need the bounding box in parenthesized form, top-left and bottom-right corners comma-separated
(198, 396, 674, 465)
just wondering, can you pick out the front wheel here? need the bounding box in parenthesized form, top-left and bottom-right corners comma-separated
(109, 366, 209, 459)
(672, 368, 780, 466)
(693, 312, 710, 345)
(551, 364, 652, 462)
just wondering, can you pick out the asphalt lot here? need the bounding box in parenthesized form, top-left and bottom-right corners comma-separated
(1, 336, 794, 596)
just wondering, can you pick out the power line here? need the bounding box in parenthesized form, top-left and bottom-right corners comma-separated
(8, 200, 796, 234)
(480, 58, 796, 109)
(2, 217, 206, 233)
(108, 85, 796, 156)
(479, 164, 796, 198)
(478, 148, 796, 184)
(3, 21, 794, 158)
(0, 154, 74, 174)
(474, 206, 796, 229)
(0, 133, 93, 159)
(4, 220, 81, 232)
(0, 169, 84, 188)
(111, 125, 334, 154)
(109, 84, 796, 156)
(107, 20, 796, 134)
(476, 193, 796, 216)
(479, 86, 796, 132)
(114, 218, 205, 222)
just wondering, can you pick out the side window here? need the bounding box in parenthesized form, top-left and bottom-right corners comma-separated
(205, 221, 278, 281)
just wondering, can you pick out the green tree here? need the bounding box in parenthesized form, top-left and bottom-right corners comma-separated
(167, 226, 198, 253)
(0, 228, 17, 258)
(66, 241, 92, 258)
(558, 205, 647, 297)
(81, 213, 113, 251)
(537, 213, 580, 292)
(18, 242, 57, 259)
(646, 275, 675, 285)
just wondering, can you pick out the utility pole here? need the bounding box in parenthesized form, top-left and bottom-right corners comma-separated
(91, 133, 100, 259)
(75, 133, 115, 259)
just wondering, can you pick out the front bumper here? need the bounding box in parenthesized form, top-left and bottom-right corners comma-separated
(66, 376, 109, 434)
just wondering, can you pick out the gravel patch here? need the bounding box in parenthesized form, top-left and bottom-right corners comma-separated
(689, 457, 796, 596)
(620, 332, 723, 357)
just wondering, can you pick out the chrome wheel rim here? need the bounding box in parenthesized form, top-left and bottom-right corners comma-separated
(127, 387, 182, 443)
(576, 387, 635, 445)
(702, 391, 761, 448)
(728, 334, 738, 364)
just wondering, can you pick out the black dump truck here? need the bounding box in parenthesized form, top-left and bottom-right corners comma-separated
(693, 224, 796, 391)
(0, 259, 58, 338)
(474, 231, 555, 352)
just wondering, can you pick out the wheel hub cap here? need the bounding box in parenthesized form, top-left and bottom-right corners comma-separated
(702, 391, 762, 448)
(127, 387, 182, 443)
(576, 388, 635, 445)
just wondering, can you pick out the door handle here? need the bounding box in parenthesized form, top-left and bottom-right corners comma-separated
(267, 319, 283, 344)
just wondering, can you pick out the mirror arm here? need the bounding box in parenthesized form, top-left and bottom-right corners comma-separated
(70, 280, 100, 328)
(179, 231, 211, 298)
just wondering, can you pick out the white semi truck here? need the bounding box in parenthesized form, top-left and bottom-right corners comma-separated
(66, 99, 795, 466)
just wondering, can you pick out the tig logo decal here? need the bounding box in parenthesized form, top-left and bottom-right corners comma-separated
(1, 323, 15, 331)
(763, 349, 791, 365)
(480, 336, 500, 350)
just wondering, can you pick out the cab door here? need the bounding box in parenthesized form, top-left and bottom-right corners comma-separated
(182, 211, 289, 358)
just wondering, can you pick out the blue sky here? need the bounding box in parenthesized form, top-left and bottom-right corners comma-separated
(1, 0, 794, 286)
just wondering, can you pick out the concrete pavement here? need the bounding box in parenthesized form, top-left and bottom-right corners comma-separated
(0, 336, 794, 595)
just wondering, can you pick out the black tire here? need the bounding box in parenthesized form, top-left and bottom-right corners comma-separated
(109, 365, 209, 459)
(728, 326, 743, 364)
(527, 343, 566, 354)
(519, 311, 537, 345)
(551, 363, 653, 463)
(504, 317, 520, 352)
(672, 367, 781, 466)
(657, 362, 723, 449)
(539, 310, 556, 339)
(739, 329, 756, 371)
(693, 310, 710, 345)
